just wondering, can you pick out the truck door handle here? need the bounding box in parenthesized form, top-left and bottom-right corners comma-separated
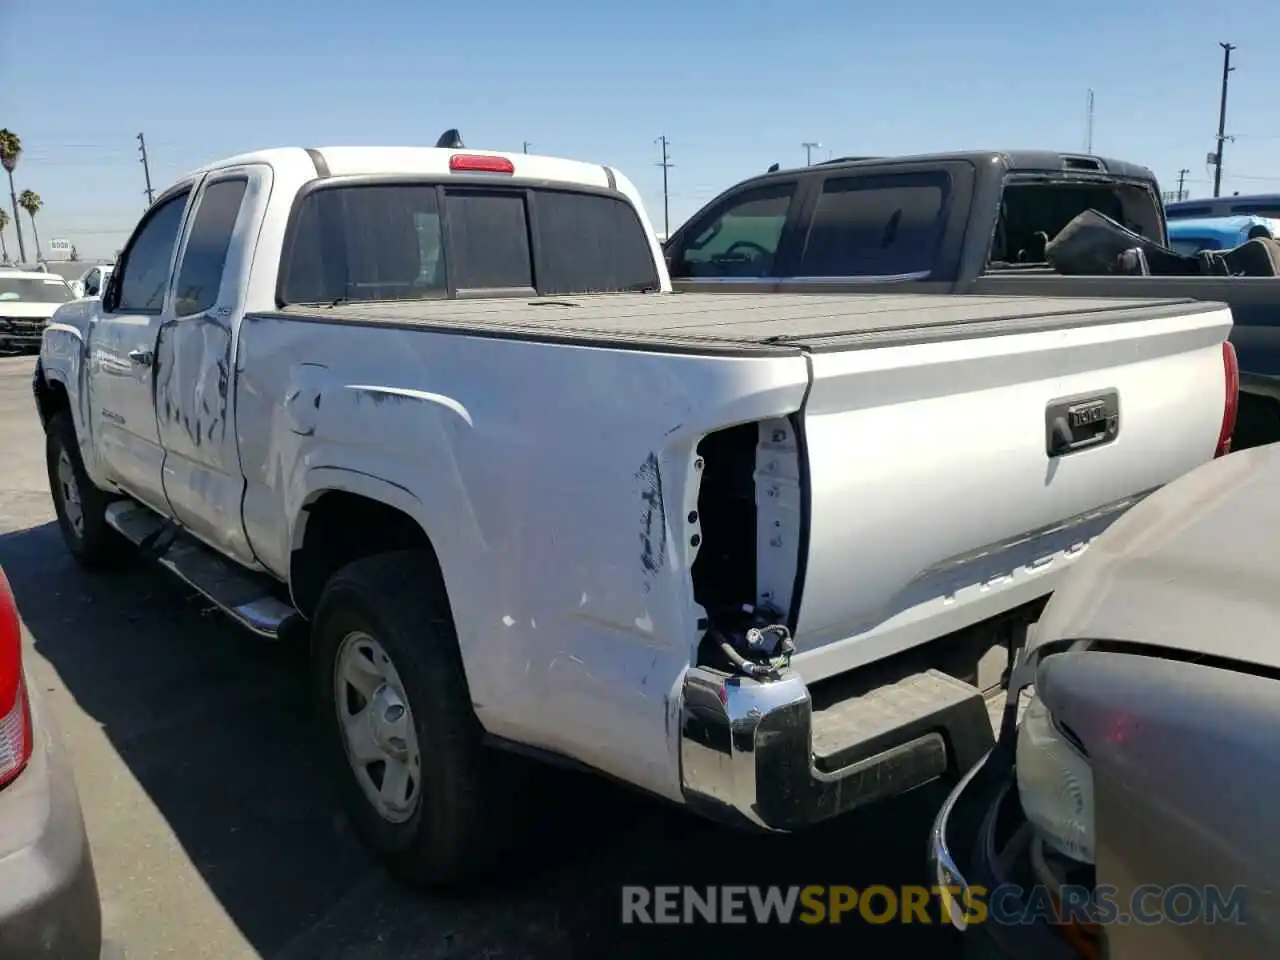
(128, 349, 154, 367)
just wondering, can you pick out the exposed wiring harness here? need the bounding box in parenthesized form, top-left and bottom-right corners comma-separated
(709, 621, 796, 681)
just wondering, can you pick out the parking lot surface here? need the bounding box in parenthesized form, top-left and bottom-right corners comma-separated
(0, 354, 961, 958)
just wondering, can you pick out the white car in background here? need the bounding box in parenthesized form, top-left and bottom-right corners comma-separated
(69, 264, 113, 299)
(0, 269, 75, 352)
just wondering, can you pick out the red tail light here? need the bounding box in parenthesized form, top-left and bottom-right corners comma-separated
(1216, 341, 1240, 458)
(0, 568, 32, 788)
(448, 154, 515, 175)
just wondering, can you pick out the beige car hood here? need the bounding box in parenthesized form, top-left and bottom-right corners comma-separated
(1029, 441, 1280, 672)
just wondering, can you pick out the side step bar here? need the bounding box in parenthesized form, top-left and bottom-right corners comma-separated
(104, 502, 297, 639)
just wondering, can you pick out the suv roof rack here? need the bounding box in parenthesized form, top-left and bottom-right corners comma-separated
(819, 155, 881, 164)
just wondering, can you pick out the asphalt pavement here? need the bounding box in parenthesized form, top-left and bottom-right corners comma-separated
(0, 353, 964, 959)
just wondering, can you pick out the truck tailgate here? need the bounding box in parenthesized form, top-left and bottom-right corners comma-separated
(791, 298, 1233, 682)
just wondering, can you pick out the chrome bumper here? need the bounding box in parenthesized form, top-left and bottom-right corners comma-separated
(678, 666, 811, 830)
(927, 744, 1082, 959)
(678, 663, 991, 831)
(929, 747, 996, 930)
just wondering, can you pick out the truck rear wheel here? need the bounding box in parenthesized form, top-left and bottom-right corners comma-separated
(311, 549, 526, 888)
(45, 412, 126, 570)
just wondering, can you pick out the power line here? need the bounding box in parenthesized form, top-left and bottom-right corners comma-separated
(655, 135, 672, 238)
(1212, 42, 1236, 198)
(137, 133, 155, 206)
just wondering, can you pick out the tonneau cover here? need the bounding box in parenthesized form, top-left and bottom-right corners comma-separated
(272, 292, 1209, 354)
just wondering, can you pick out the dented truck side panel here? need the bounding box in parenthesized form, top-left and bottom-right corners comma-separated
(156, 164, 274, 568)
(233, 314, 810, 800)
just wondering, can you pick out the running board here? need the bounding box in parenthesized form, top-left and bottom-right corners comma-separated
(103, 501, 297, 639)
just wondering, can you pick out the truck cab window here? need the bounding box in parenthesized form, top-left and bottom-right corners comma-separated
(175, 178, 248, 317)
(669, 185, 794, 279)
(114, 190, 191, 312)
(799, 173, 948, 277)
(443, 190, 533, 292)
(534, 190, 660, 294)
(280, 183, 657, 303)
(992, 181, 1162, 268)
(282, 185, 449, 305)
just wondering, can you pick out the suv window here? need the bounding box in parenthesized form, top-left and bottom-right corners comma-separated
(280, 183, 658, 304)
(115, 190, 191, 312)
(175, 178, 248, 316)
(669, 184, 795, 279)
(799, 172, 948, 277)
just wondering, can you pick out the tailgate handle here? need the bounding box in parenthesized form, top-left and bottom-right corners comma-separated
(1046, 390, 1119, 457)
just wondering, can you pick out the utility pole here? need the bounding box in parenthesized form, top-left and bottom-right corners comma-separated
(522, 141, 531, 154)
(1213, 43, 1236, 198)
(802, 141, 821, 166)
(1084, 88, 1095, 154)
(1176, 168, 1190, 201)
(655, 135, 672, 238)
(137, 132, 155, 206)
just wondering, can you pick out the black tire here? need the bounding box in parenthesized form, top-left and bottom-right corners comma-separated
(45, 411, 126, 570)
(312, 549, 527, 889)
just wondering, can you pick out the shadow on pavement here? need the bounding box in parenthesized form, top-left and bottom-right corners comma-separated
(0, 520, 962, 958)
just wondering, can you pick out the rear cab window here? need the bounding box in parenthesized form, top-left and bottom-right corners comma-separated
(278, 181, 660, 305)
(991, 178, 1164, 269)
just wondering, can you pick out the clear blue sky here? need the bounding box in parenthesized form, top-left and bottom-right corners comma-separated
(4, 0, 1280, 258)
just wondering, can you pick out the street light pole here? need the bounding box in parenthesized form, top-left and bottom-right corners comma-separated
(802, 141, 821, 166)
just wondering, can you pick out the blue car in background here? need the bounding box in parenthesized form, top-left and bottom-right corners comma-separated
(1166, 193, 1280, 220)
(1167, 214, 1280, 256)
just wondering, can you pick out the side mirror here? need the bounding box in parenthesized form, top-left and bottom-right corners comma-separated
(69, 281, 86, 298)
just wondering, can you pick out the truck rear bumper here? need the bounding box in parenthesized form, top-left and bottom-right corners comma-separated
(678, 663, 996, 830)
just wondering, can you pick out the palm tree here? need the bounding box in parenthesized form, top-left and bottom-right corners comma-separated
(0, 208, 9, 263)
(0, 130, 24, 263)
(18, 190, 42, 262)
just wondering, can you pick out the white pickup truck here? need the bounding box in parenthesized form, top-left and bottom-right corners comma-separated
(34, 137, 1238, 888)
